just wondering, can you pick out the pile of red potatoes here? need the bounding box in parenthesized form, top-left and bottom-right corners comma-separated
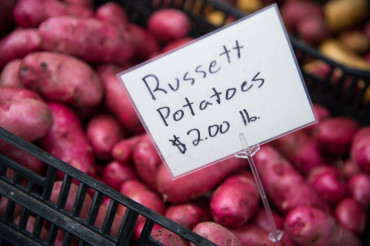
(0, 0, 369, 245)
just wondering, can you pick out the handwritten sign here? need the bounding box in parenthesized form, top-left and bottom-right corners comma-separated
(118, 4, 317, 178)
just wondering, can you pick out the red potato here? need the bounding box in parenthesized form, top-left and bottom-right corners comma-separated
(210, 172, 259, 228)
(102, 161, 136, 191)
(50, 181, 92, 220)
(147, 9, 191, 43)
(307, 165, 347, 206)
(285, 206, 361, 246)
(348, 173, 370, 207)
(133, 138, 162, 191)
(161, 36, 194, 53)
(0, 28, 41, 69)
(313, 104, 331, 121)
(86, 114, 125, 161)
(231, 223, 276, 246)
(149, 36, 194, 59)
(0, 59, 23, 88)
(39, 102, 95, 179)
(156, 157, 244, 203)
(38, 16, 135, 65)
(334, 198, 367, 236)
(128, 24, 161, 60)
(271, 130, 327, 174)
(97, 64, 144, 134)
(119, 178, 148, 195)
(0, 86, 42, 101)
(118, 179, 166, 220)
(112, 134, 148, 163)
(191, 221, 241, 246)
(351, 126, 370, 173)
(304, 104, 331, 134)
(19, 51, 103, 109)
(251, 208, 284, 232)
(95, 2, 128, 28)
(297, 15, 331, 45)
(254, 145, 329, 215)
(280, 0, 323, 32)
(151, 228, 189, 246)
(165, 202, 210, 230)
(0, 87, 53, 150)
(312, 117, 360, 156)
(12, 0, 94, 28)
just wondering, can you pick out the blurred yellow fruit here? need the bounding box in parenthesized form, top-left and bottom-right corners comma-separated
(206, 10, 234, 26)
(236, 0, 263, 13)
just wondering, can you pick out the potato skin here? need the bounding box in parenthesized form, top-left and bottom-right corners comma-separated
(95, 2, 128, 28)
(147, 8, 191, 43)
(165, 202, 210, 230)
(348, 173, 370, 207)
(312, 117, 360, 156)
(151, 228, 189, 246)
(102, 161, 136, 191)
(334, 198, 367, 236)
(231, 224, 276, 246)
(307, 166, 347, 206)
(285, 206, 361, 246)
(97, 64, 144, 134)
(156, 157, 244, 203)
(86, 114, 124, 161)
(254, 145, 329, 215)
(191, 222, 241, 246)
(210, 173, 259, 228)
(0, 28, 41, 69)
(0, 59, 23, 88)
(13, 0, 94, 28)
(119, 178, 166, 224)
(0, 87, 52, 147)
(19, 51, 103, 108)
(128, 23, 160, 60)
(272, 130, 326, 174)
(133, 138, 162, 192)
(39, 102, 95, 178)
(38, 16, 135, 65)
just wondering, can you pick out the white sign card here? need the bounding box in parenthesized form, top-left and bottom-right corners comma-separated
(118, 4, 317, 178)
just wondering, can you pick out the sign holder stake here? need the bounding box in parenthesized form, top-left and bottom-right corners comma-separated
(234, 132, 283, 243)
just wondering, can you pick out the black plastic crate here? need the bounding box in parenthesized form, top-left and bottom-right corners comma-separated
(1, 0, 370, 245)
(0, 126, 219, 246)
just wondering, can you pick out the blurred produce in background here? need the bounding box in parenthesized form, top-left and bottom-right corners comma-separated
(0, 0, 369, 245)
